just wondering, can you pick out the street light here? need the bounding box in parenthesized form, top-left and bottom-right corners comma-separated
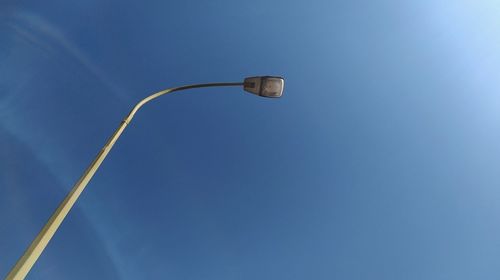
(6, 76, 285, 280)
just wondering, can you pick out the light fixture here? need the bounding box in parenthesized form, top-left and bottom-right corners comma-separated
(244, 76, 284, 98)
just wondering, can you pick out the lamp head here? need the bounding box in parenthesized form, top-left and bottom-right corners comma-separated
(244, 76, 284, 98)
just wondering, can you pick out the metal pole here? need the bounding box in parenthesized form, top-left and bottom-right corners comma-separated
(5, 82, 243, 280)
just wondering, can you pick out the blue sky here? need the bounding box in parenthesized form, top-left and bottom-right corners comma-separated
(1, 0, 500, 279)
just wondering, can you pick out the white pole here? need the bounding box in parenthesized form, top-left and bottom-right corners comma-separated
(5, 82, 243, 279)
(5, 86, 175, 280)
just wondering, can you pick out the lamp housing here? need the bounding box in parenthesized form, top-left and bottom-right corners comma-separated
(244, 76, 284, 98)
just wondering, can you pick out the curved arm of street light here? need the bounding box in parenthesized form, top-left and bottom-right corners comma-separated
(125, 75, 285, 123)
(5, 77, 283, 280)
(124, 82, 243, 124)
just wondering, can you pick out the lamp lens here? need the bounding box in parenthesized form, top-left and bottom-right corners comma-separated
(261, 78, 284, 97)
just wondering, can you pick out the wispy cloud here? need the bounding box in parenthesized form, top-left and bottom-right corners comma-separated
(7, 11, 130, 102)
